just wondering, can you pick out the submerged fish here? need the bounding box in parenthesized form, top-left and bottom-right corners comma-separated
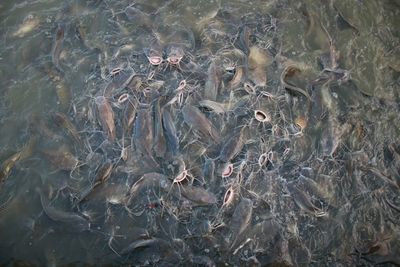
(75, 160, 114, 205)
(153, 99, 167, 158)
(0, 137, 36, 184)
(180, 185, 217, 205)
(52, 23, 65, 72)
(219, 127, 246, 162)
(132, 107, 158, 166)
(126, 172, 171, 205)
(95, 96, 116, 142)
(182, 104, 220, 142)
(162, 109, 179, 156)
(51, 112, 81, 144)
(287, 182, 326, 216)
(37, 188, 90, 232)
(204, 61, 221, 101)
(230, 197, 253, 250)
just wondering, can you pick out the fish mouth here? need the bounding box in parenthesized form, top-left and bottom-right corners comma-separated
(167, 56, 182, 65)
(148, 56, 163, 65)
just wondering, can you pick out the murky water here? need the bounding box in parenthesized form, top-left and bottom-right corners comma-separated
(1, 0, 399, 266)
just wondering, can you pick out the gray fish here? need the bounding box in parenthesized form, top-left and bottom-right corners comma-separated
(132, 107, 158, 166)
(230, 197, 253, 250)
(203, 158, 216, 187)
(219, 127, 245, 162)
(120, 238, 170, 255)
(95, 96, 116, 142)
(75, 160, 113, 206)
(198, 100, 227, 114)
(182, 104, 220, 142)
(204, 61, 221, 101)
(126, 172, 171, 205)
(152, 99, 167, 158)
(287, 182, 325, 216)
(162, 108, 179, 156)
(37, 188, 90, 232)
(180, 185, 217, 205)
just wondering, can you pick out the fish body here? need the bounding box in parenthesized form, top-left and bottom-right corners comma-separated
(182, 104, 220, 142)
(37, 188, 90, 232)
(219, 128, 245, 162)
(51, 112, 81, 144)
(230, 198, 253, 249)
(180, 185, 217, 205)
(95, 96, 116, 142)
(162, 109, 179, 155)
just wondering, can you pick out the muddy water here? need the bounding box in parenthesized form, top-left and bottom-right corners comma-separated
(0, 0, 399, 266)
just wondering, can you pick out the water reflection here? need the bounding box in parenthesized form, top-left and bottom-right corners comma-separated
(0, 0, 399, 266)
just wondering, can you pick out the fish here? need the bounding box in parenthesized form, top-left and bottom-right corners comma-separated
(198, 100, 227, 114)
(0, 137, 36, 183)
(180, 185, 217, 205)
(0, 152, 22, 184)
(52, 23, 65, 72)
(51, 112, 81, 144)
(37, 188, 90, 232)
(230, 198, 253, 250)
(280, 65, 312, 101)
(95, 96, 116, 142)
(75, 160, 113, 205)
(42, 63, 71, 110)
(162, 109, 179, 156)
(121, 238, 170, 255)
(287, 182, 326, 216)
(132, 107, 158, 166)
(125, 172, 171, 205)
(203, 158, 216, 187)
(182, 104, 220, 142)
(204, 61, 221, 101)
(122, 96, 137, 135)
(219, 127, 246, 162)
(166, 44, 185, 65)
(152, 99, 167, 158)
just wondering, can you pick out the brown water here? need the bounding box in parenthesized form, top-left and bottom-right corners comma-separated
(0, 0, 399, 266)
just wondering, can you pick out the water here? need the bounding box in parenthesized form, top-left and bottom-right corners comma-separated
(0, 0, 399, 266)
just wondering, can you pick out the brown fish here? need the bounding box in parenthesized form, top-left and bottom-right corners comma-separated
(122, 96, 137, 135)
(42, 64, 71, 110)
(95, 96, 116, 142)
(52, 23, 65, 72)
(0, 136, 36, 184)
(51, 112, 81, 144)
(182, 104, 220, 142)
